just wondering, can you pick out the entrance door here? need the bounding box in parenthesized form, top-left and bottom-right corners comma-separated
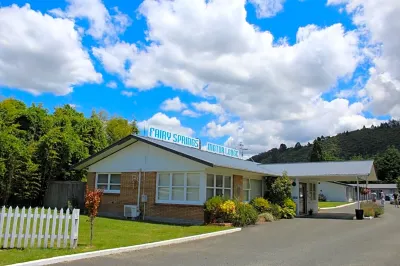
(299, 183, 307, 214)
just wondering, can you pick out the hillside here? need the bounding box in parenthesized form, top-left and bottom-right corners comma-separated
(250, 121, 400, 164)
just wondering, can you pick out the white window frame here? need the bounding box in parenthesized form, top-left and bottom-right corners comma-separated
(95, 173, 121, 194)
(243, 178, 251, 202)
(206, 174, 233, 199)
(156, 172, 202, 205)
(309, 183, 317, 201)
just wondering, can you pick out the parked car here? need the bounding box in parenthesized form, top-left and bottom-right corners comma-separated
(385, 194, 392, 201)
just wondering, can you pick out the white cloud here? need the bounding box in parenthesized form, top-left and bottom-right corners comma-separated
(50, 0, 130, 41)
(160, 97, 187, 111)
(192, 101, 224, 115)
(0, 4, 101, 95)
(249, 0, 286, 18)
(328, 0, 400, 118)
(182, 109, 200, 117)
(138, 112, 194, 136)
(95, 0, 388, 155)
(121, 90, 134, 97)
(106, 81, 118, 89)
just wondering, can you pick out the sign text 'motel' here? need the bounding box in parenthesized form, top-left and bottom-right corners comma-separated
(148, 127, 200, 149)
(206, 142, 240, 158)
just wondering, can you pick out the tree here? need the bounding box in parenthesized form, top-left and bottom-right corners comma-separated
(294, 142, 302, 150)
(106, 117, 139, 144)
(309, 140, 324, 162)
(279, 143, 287, 151)
(264, 172, 292, 205)
(85, 186, 103, 246)
(375, 146, 400, 183)
(396, 177, 400, 192)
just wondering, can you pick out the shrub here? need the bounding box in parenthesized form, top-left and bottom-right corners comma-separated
(318, 193, 327, 202)
(281, 207, 296, 219)
(204, 196, 225, 223)
(232, 202, 258, 227)
(283, 198, 296, 212)
(250, 197, 271, 213)
(264, 172, 292, 205)
(258, 212, 274, 222)
(220, 200, 236, 221)
(361, 201, 384, 218)
(85, 186, 104, 246)
(270, 204, 282, 219)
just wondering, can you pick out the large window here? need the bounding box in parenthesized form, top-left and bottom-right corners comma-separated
(206, 174, 232, 199)
(157, 173, 201, 204)
(243, 178, 262, 202)
(96, 173, 121, 193)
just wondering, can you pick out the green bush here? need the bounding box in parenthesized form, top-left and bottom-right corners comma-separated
(270, 204, 282, 219)
(258, 212, 274, 222)
(232, 202, 258, 227)
(204, 196, 225, 223)
(361, 202, 384, 218)
(281, 207, 296, 219)
(283, 198, 296, 212)
(264, 172, 292, 205)
(250, 197, 271, 213)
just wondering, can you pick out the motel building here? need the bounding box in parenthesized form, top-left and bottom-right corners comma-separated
(73, 127, 377, 224)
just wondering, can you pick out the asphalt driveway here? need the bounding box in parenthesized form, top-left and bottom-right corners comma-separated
(59, 204, 400, 266)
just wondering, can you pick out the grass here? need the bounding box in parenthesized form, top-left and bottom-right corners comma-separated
(318, 202, 348, 208)
(0, 215, 227, 265)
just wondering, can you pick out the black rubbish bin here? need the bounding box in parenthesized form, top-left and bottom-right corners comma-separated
(355, 209, 364, 220)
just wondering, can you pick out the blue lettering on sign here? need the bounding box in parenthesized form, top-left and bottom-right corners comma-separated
(206, 142, 240, 159)
(148, 126, 200, 149)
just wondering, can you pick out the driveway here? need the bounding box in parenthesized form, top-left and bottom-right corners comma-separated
(59, 204, 400, 266)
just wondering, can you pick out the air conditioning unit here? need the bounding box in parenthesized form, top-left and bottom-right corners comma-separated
(124, 205, 140, 220)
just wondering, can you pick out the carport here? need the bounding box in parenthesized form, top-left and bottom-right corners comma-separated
(260, 160, 377, 216)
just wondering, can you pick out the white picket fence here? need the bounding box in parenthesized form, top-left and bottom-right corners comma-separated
(0, 206, 80, 249)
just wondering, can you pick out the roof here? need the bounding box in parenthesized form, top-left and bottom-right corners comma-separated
(72, 135, 281, 175)
(72, 135, 377, 181)
(327, 181, 354, 187)
(258, 160, 377, 181)
(349, 184, 397, 189)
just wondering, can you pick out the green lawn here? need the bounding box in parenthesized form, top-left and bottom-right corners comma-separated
(0, 215, 227, 265)
(318, 201, 348, 208)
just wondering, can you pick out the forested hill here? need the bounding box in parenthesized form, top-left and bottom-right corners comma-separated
(250, 121, 400, 182)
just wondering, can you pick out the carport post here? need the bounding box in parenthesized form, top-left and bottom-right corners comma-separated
(356, 176, 360, 209)
(295, 178, 300, 216)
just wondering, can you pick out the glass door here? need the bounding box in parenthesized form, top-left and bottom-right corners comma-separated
(299, 183, 307, 214)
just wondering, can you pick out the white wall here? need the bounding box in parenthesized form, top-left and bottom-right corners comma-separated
(319, 182, 348, 202)
(88, 141, 208, 173)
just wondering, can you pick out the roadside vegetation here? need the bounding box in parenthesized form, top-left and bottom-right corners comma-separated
(318, 202, 348, 208)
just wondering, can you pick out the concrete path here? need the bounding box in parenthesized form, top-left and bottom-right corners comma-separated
(58, 204, 400, 266)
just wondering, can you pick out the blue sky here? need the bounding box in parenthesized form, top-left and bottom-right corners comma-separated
(0, 0, 399, 156)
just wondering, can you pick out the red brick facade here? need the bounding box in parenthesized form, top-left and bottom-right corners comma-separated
(87, 172, 244, 224)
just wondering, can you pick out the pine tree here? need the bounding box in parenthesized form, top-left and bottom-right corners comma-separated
(309, 140, 324, 162)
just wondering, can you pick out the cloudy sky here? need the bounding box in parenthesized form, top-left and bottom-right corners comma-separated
(0, 0, 399, 157)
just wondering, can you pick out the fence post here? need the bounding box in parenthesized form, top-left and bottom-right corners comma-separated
(73, 209, 80, 249)
(3, 207, 13, 248)
(24, 207, 33, 248)
(37, 208, 45, 248)
(44, 207, 52, 248)
(50, 208, 58, 248)
(57, 209, 64, 248)
(10, 206, 19, 248)
(63, 208, 70, 248)
(0, 206, 5, 247)
(70, 209, 80, 248)
(17, 207, 26, 248)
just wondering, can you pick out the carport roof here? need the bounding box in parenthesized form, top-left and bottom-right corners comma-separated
(258, 160, 377, 181)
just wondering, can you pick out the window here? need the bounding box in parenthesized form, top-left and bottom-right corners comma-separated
(243, 178, 262, 202)
(206, 174, 232, 199)
(309, 183, 316, 200)
(96, 173, 121, 193)
(156, 173, 201, 204)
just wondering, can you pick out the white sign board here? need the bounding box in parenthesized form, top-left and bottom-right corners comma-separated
(148, 126, 200, 149)
(206, 142, 240, 158)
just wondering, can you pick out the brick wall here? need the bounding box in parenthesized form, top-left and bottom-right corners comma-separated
(87, 172, 204, 223)
(233, 175, 243, 201)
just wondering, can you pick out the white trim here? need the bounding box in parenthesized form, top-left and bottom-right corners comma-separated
(95, 173, 121, 193)
(10, 228, 242, 266)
